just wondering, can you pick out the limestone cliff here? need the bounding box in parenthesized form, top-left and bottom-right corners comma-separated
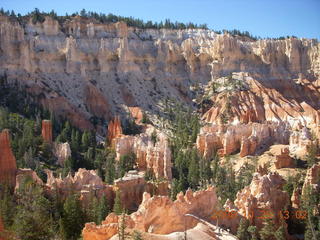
(1, 15, 319, 132)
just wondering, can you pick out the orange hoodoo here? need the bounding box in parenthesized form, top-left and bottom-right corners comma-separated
(107, 116, 123, 144)
(0, 129, 17, 188)
(41, 120, 53, 143)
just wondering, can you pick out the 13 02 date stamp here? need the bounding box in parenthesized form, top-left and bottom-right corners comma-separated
(211, 209, 307, 220)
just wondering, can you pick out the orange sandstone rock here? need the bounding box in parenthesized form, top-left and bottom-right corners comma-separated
(274, 147, 295, 169)
(0, 130, 17, 187)
(234, 172, 290, 230)
(42, 120, 53, 143)
(112, 129, 172, 180)
(128, 106, 144, 124)
(82, 187, 218, 240)
(113, 170, 168, 211)
(107, 116, 123, 144)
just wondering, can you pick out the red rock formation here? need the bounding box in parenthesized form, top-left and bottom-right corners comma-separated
(107, 116, 123, 144)
(45, 168, 114, 206)
(256, 163, 269, 175)
(113, 170, 168, 211)
(112, 129, 172, 180)
(234, 172, 290, 230)
(302, 163, 320, 194)
(85, 84, 111, 120)
(0, 130, 17, 187)
(274, 147, 295, 169)
(82, 187, 218, 240)
(41, 120, 53, 143)
(202, 77, 320, 129)
(197, 122, 289, 158)
(128, 106, 144, 124)
(291, 188, 301, 209)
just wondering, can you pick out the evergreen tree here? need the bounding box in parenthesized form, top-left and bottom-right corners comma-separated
(132, 230, 143, 240)
(113, 190, 123, 215)
(0, 184, 16, 228)
(97, 195, 110, 224)
(105, 150, 116, 184)
(13, 178, 54, 240)
(81, 130, 91, 152)
(60, 194, 85, 240)
(247, 225, 258, 240)
(259, 219, 275, 240)
(119, 153, 136, 177)
(274, 225, 286, 240)
(236, 218, 250, 240)
(187, 149, 199, 189)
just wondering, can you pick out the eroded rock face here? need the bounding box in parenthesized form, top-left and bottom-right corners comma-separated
(15, 168, 44, 191)
(197, 122, 290, 158)
(302, 163, 320, 194)
(0, 129, 17, 187)
(107, 116, 123, 144)
(234, 172, 290, 230)
(291, 188, 301, 209)
(82, 187, 218, 240)
(128, 106, 144, 124)
(289, 126, 313, 156)
(112, 129, 172, 180)
(41, 120, 52, 143)
(1, 15, 319, 133)
(274, 147, 295, 169)
(45, 168, 113, 204)
(114, 170, 168, 211)
(53, 142, 71, 166)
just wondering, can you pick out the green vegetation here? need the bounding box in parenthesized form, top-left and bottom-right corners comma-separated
(0, 7, 283, 41)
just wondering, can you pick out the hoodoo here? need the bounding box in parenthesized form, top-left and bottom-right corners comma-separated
(41, 120, 53, 143)
(0, 129, 17, 188)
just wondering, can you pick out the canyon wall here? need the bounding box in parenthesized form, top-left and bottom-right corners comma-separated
(0, 15, 319, 132)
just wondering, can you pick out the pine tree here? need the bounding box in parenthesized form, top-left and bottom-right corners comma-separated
(236, 218, 250, 240)
(105, 151, 116, 184)
(81, 130, 91, 152)
(98, 195, 110, 223)
(259, 219, 275, 240)
(187, 149, 199, 189)
(113, 190, 123, 215)
(60, 194, 85, 240)
(12, 178, 54, 240)
(274, 225, 286, 240)
(247, 225, 258, 240)
(132, 230, 143, 240)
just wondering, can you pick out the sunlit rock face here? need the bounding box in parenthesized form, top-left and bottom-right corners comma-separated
(112, 127, 172, 180)
(53, 142, 71, 166)
(113, 170, 169, 212)
(234, 172, 290, 230)
(1, 15, 319, 133)
(0, 129, 17, 188)
(82, 187, 219, 240)
(107, 116, 123, 144)
(197, 122, 290, 158)
(15, 168, 44, 192)
(302, 163, 320, 194)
